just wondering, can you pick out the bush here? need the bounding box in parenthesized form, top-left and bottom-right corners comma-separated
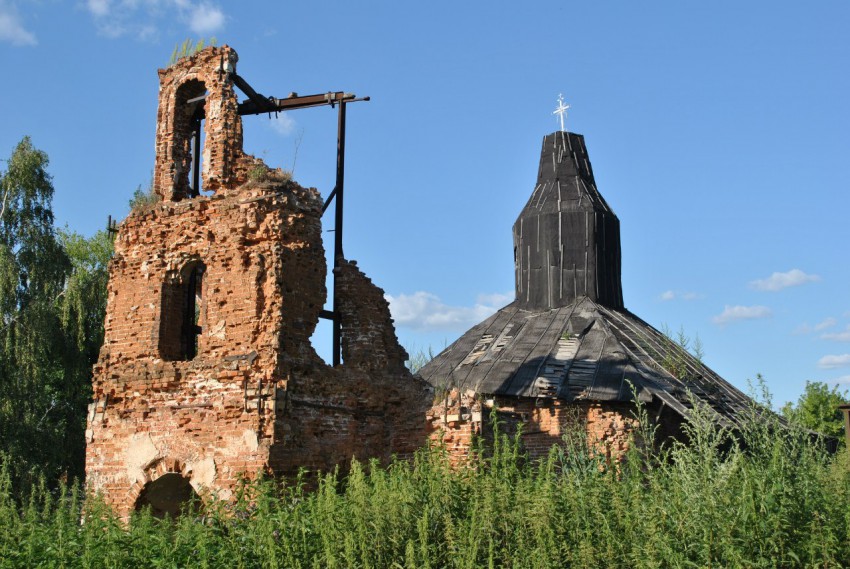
(1, 399, 849, 567)
(128, 183, 159, 212)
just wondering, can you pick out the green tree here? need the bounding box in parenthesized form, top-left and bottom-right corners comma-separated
(0, 137, 112, 492)
(781, 381, 849, 440)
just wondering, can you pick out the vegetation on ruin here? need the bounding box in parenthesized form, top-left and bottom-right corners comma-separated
(405, 344, 434, 374)
(168, 37, 218, 67)
(128, 179, 160, 212)
(247, 164, 293, 185)
(2, 138, 850, 566)
(2, 397, 850, 568)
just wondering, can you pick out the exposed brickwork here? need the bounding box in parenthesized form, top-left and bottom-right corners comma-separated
(337, 260, 409, 374)
(86, 46, 433, 518)
(87, 45, 676, 518)
(426, 389, 680, 465)
(152, 46, 262, 200)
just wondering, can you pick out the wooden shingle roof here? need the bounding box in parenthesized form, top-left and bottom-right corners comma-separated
(418, 130, 757, 427)
(418, 297, 755, 426)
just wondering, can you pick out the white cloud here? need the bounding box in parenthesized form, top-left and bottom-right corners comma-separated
(187, 2, 224, 34)
(85, 0, 225, 40)
(795, 317, 838, 336)
(831, 375, 850, 385)
(749, 269, 820, 292)
(476, 292, 513, 306)
(386, 291, 512, 332)
(659, 290, 703, 301)
(818, 354, 850, 369)
(793, 323, 812, 335)
(712, 305, 772, 326)
(0, 3, 37, 46)
(86, 0, 111, 18)
(268, 112, 296, 136)
(822, 326, 850, 342)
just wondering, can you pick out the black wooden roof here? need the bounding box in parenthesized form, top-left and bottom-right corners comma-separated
(418, 130, 756, 427)
(513, 131, 623, 310)
(418, 297, 755, 426)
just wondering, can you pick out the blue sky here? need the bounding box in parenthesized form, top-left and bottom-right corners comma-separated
(1, 0, 848, 407)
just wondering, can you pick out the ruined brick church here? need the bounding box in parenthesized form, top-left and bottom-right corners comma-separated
(85, 46, 755, 518)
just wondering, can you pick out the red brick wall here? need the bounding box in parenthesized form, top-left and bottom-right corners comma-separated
(86, 46, 434, 518)
(86, 45, 671, 518)
(426, 390, 679, 465)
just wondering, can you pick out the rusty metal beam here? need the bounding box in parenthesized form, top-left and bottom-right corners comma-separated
(331, 100, 347, 367)
(322, 187, 338, 214)
(238, 91, 366, 116)
(231, 73, 276, 113)
(226, 75, 369, 367)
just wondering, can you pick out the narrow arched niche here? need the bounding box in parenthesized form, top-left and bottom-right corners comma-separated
(134, 472, 200, 519)
(171, 79, 208, 200)
(158, 260, 206, 361)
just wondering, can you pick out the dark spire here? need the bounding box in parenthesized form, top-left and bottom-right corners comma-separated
(513, 131, 623, 309)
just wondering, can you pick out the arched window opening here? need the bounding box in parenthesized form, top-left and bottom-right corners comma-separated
(135, 473, 200, 519)
(159, 261, 205, 361)
(172, 79, 208, 200)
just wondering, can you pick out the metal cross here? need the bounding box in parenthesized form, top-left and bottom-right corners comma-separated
(553, 94, 570, 132)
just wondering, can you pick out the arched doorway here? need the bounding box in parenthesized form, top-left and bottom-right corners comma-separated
(134, 472, 201, 519)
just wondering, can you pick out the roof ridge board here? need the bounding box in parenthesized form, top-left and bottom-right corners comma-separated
(616, 307, 754, 415)
(577, 304, 730, 423)
(593, 309, 712, 418)
(633, 361, 738, 428)
(582, 322, 614, 399)
(610, 347, 692, 418)
(578, 301, 651, 402)
(618, 362, 659, 404)
(601, 307, 748, 425)
(597, 306, 678, 382)
(420, 304, 511, 386)
(604, 307, 709, 394)
(451, 303, 524, 392)
(636, 319, 753, 416)
(503, 302, 580, 397)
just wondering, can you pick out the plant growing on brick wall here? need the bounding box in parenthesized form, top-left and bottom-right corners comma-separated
(405, 344, 434, 374)
(128, 180, 160, 212)
(168, 37, 218, 67)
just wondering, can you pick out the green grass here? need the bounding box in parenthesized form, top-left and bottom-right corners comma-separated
(1, 400, 849, 568)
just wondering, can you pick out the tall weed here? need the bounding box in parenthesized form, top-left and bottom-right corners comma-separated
(1, 402, 849, 568)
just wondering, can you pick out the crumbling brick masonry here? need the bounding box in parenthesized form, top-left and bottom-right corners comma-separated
(85, 46, 662, 519)
(85, 46, 432, 518)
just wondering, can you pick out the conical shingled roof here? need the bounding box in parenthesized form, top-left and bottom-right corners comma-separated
(419, 132, 755, 427)
(513, 131, 623, 310)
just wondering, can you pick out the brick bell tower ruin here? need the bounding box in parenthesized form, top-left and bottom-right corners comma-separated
(85, 46, 432, 518)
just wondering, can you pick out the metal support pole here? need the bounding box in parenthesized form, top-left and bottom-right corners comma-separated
(192, 119, 202, 196)
(331, 101, 347, 367)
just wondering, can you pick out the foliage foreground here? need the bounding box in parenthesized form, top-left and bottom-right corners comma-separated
(2, 404, 850, 569)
